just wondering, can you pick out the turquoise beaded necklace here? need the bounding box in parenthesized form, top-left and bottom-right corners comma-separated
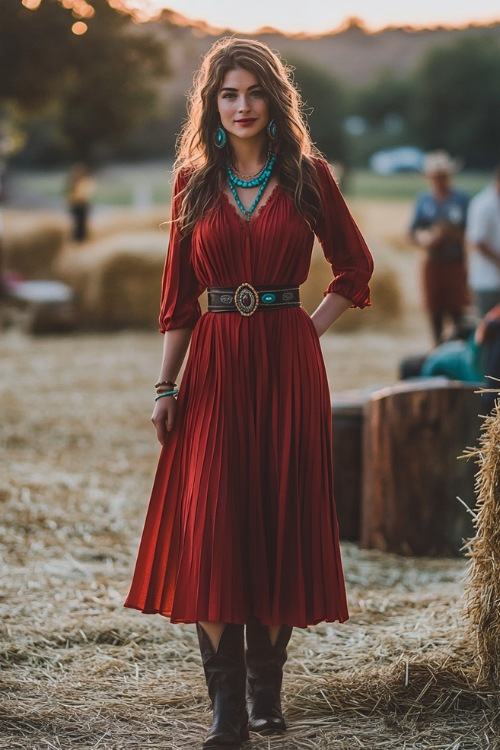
(226, 152, 276, 223)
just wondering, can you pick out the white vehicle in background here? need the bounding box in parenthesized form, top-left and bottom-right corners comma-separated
(370, 146, 425, 175)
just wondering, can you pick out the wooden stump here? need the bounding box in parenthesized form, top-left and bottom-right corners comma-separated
(361, 380, 483, 556)
(331, 389, 374, 541)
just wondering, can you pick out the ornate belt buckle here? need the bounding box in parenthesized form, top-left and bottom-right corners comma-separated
(234, 283, 259, 316)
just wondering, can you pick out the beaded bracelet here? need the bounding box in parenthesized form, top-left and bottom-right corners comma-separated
(154, 389, 179, 401)
(155, 380, 177, 389)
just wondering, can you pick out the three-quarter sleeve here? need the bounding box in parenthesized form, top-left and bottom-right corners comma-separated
(158, 170, 205, 332)
(314, 159, 374, 308)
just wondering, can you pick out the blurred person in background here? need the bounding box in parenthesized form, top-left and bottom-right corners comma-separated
(66, 162, 94, 242)
(466, 165, 500, 317)
(410, 150, 470, 345)
(124, 37, 373, 749)
(399, 302, 500, 413)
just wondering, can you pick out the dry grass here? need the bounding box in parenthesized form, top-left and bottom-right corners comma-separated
(0, 326, 496, 750)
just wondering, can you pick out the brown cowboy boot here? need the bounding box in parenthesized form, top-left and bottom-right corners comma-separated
(245, 616, 293, 735)
(196, 623, 249, 748)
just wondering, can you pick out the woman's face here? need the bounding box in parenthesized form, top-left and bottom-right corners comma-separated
(217, 68, 270, 144)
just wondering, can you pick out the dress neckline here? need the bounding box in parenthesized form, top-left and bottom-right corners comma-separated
(220, 184, 281, 228)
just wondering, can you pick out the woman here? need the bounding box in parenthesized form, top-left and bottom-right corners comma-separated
(125, 37, 373, 749)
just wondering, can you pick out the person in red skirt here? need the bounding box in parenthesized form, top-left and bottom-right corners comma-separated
(410, 150, 470, 345)
(125, 37, 373, 749)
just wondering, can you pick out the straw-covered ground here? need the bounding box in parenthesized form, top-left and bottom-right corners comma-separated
(1, 327, 497, 750)
(1, 199, 499, 749)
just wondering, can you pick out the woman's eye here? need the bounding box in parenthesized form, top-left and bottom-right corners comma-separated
(251, 90, 264, 97)
(222, 93, 236, 99)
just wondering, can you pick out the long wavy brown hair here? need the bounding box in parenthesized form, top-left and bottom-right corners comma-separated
(174, 37, 323, 235)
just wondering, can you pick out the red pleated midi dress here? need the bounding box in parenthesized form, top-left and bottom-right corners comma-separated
(125, 158, 373, 628)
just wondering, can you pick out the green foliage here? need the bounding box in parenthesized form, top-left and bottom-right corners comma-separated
(353, 71, 413, 129)
(346, 35, 500, 169)
(286, 55, 349, 164)
(10, 104, 70, 167)
(0, 0, 72, 110)
(1, 0, 168, 162)
(343, 72, 416, 167)
(412, 35, 500, 168)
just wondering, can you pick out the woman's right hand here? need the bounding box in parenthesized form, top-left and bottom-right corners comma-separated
(151, 396, 178, 446)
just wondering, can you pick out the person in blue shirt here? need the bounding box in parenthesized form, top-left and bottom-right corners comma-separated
(410, 151, 470, 344)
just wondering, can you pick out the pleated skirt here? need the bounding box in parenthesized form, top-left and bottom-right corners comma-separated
(124, 307, 348, 627)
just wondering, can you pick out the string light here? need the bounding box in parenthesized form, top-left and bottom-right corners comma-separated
(21, 0, 42, 9)
(62, 0, 95, 18)
(71, 21, 88, 34)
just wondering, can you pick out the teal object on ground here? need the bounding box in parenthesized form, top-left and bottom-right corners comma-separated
(421, 335, 483, 383)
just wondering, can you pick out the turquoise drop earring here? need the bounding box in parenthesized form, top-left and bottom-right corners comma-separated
(267, 120, 277, 141)
(215, 125, 227, 149)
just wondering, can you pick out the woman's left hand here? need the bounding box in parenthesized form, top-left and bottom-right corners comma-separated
(310, 292, 352, 337)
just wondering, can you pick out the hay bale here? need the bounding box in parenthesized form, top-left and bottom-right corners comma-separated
(352, 199, 414, 253)
(366, 264, 402, 325)
(3, 210, 67, 279)
(55, 232, 169, 329)
(301, 241, 402, 332)
(464, 393, 500, 693)
(90, 207, 170, 241)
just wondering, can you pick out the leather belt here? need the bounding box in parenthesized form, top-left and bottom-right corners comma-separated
(208, 284, 300, 317)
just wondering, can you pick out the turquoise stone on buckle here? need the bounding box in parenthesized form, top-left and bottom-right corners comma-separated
(234, 283, 259, 316)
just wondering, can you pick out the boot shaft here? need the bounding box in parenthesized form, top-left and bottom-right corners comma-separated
(196, 623, 249, 748)
(197, 624, 246, 693)
(245, 616, 293, 673)
(245, 616, 293, 735)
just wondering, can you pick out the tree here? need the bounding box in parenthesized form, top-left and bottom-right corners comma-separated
(412, 35, 500, 168)
(285, 56, 349, 164)
(0, 0, 168, 161)
(353, 71, 413, 130)
(344, 70, 417, 167)
(0, 0, 73, 110)
(59, 1, 168, 160)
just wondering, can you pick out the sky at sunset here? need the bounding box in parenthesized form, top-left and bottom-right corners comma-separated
(123, 0, 500, 33)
